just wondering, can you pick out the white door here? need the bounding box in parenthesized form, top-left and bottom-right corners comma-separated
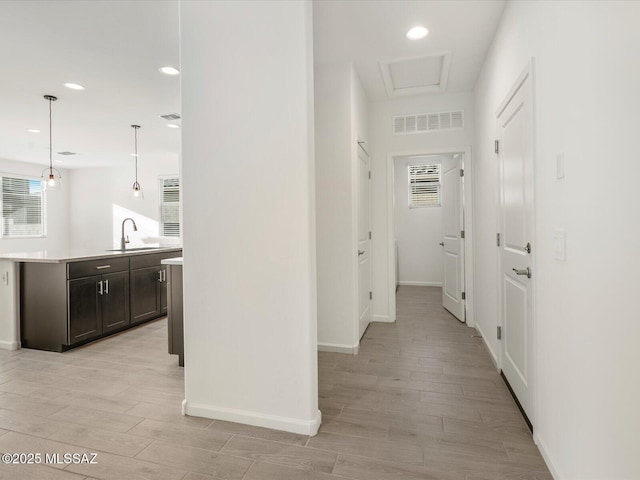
(497, 68, 535, 424)
(358, 146, 371, 339)
(441, 155, 465, 322)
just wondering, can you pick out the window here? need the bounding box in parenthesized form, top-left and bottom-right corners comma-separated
(408, 164, 441, 208)
(159, 177, 180, 237)
(1, 175, 45, 238)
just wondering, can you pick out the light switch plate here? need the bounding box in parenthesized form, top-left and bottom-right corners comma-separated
(553, 230, 566, 261)
(556, 152, 565, 179)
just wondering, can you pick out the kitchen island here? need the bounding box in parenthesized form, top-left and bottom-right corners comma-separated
(0, 247, 182, 352)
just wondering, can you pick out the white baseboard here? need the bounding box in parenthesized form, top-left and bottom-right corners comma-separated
(0, 340, 19, 351)
(184, 401, 322, 436)
(372, 314, 394, 323)
(398, 281, 443, 287)
(534, 433, 562, 480)
(317, 342, 359, 355)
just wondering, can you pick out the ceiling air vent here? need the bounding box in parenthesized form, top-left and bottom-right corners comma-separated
(392, 110, 464, 135)
(160, 113, 181, 121)
(57, 151, 77, 155)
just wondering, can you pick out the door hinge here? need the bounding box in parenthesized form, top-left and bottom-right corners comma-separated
(369, 292, 372, 300)
(496, 233, 501, 246)
(461, 291, 466, 300)
(369, 231, 371, 240)
(524, 242, 531, 254)
(497, 326, 502, 340)
(459, 168, 464, 177)
(368, 171, 371, 180)
(494, 139, 500, 154)
(460, 230, 465, 239)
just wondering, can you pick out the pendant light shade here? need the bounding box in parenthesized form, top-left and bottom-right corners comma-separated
(41, 95, 62, 191)
(131, 124, 143, 199)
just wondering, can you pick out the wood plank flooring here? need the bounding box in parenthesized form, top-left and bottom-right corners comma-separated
(0, 286, 551, 479)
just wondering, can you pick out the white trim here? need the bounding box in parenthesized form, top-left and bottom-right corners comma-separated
(398, 281, 442, 287)
(183, 401, 322, 436)
(372, 314, 393, 323)
(534, 434, 562, 480)
(0, 340, 19, 351)
(317, 342, 360, 355)
(379, 52, 452, 97)
(386, 146, 475, 328)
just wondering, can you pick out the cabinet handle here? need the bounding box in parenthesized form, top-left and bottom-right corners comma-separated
(98, 280, 103, 295)
(96, 265, 111, 270)
(104, 279, 109, 294)
(162, 269, 166, 282)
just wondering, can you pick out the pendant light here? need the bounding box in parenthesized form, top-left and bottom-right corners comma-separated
(131, 124, 143, 199)
(41, 95, 62, 191)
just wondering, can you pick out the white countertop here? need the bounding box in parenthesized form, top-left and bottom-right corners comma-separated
(161, 257, 183, 266)
(0, 246, 183, 264)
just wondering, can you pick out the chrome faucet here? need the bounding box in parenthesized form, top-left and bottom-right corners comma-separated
(120, 218, 138, 250)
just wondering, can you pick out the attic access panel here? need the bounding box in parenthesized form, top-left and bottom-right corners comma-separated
(379, 52, 452, 97)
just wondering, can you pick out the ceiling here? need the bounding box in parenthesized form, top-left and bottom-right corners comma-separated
(0, 0, 180, 169)
(0, 1, 505, 170)
(313, 0, 507, 101)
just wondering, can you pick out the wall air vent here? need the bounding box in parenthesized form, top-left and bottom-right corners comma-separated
(57, 151, 77, 155)
(393, 110, 464, 135)
(160, 113, 181, 121)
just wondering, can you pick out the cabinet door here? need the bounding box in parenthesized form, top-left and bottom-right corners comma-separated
(68, 276, 101, 343)
(101, 271, 130, 333)
(160, 267, 168, 315)
(130, 266, 161, 323)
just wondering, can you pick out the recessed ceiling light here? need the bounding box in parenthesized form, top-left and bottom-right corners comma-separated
(159, 66, 180, 76)
(64, 83, 85, 90)
(27, 129, 40, 133)
(167, 124, 180, 129)
(406, 26, 429, 40)
(130, 153, 138, 157)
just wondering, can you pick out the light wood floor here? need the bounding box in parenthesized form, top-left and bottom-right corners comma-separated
(0, 286, 551, 480)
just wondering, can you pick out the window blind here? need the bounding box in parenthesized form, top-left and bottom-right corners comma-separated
(408, 164, 441, 208)
(160, 177, 180, 237)
(1, 176, 44, 238)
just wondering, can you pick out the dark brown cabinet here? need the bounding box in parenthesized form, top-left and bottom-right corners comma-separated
(68, 276, 101, 343)
(130, 253, 174, 325)
(68, 269, 130, 342)
(20, 249, 181, 352)
(131, 266, 162, 323)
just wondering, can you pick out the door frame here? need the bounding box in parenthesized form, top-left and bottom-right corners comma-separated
(356, 141, 372, 342)
(385, 146, 475, 328)
(495, 59, 537, 429)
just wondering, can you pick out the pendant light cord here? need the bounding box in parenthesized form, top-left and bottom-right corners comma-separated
(49, 97, 53, 175)
(134, 126, 138, 183)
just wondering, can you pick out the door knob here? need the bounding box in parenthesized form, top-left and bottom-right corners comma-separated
(358, 250, 365, 256)
(512, 267, 532, 278)
(439, 242, 444, 246)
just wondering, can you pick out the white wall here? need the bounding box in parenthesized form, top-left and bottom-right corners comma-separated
(0, 158, 70, 349)
(314, 61, 368, 352)
(473, 2, 640, 478)
(180, 1, 319, 435)
(369, 93, 474, 320)
(394, 155, 451, 286)
(68, 157, 180, 250)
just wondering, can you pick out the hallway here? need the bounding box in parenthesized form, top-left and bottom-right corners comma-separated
(316, 286, 552, 479)
(0, 287, 551, 479)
